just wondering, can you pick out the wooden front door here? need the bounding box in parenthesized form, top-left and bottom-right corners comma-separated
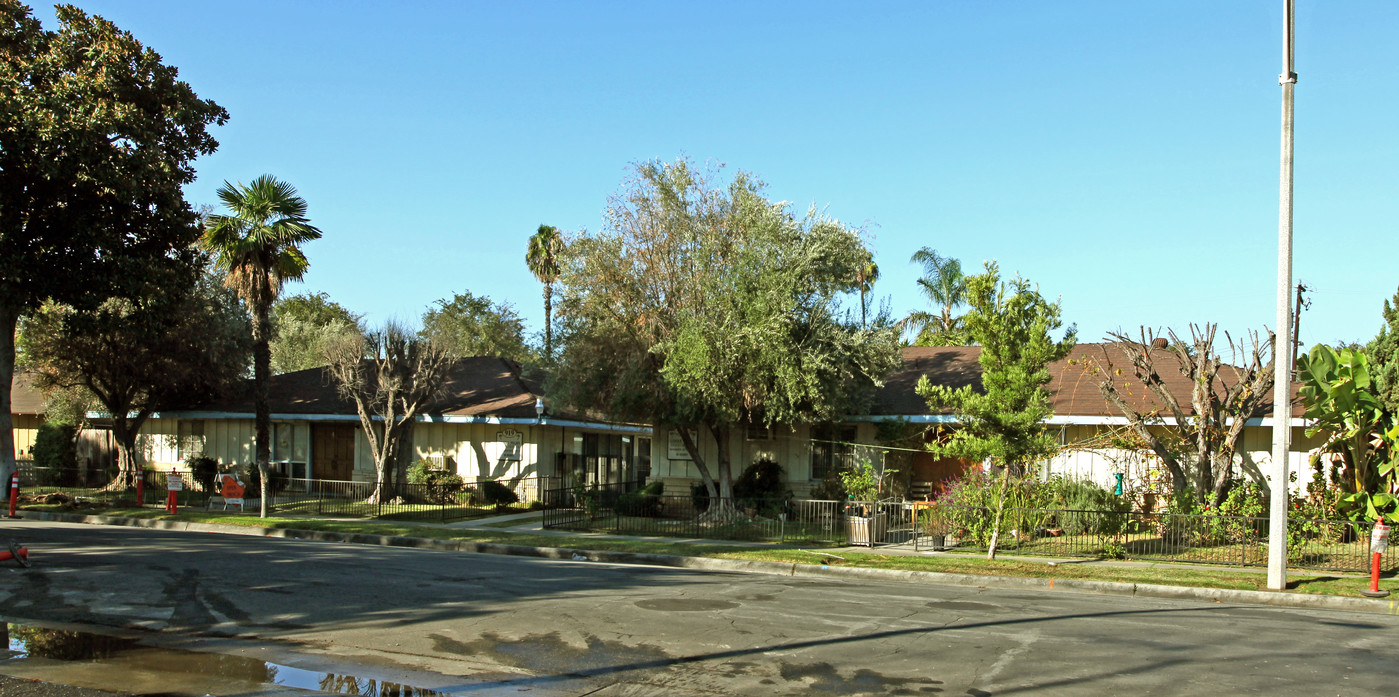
(312, 424, 357, 482)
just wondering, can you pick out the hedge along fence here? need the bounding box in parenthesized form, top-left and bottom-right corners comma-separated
(542, 482, 861, 544)
(16, 466, 545, 524)
(914, 504, 1397, 573)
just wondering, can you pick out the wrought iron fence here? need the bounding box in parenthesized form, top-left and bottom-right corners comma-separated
(12, 466, 543, 524)
(541, 483, 890, 545)
(912, 504, 1397, 573)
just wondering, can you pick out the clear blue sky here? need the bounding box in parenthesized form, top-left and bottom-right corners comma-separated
(35, 1, 1399, 349)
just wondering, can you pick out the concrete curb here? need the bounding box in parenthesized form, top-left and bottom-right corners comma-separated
(18, 510, 1399, 616)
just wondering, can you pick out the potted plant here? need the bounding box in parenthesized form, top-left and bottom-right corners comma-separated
(840, 456, 894, 546)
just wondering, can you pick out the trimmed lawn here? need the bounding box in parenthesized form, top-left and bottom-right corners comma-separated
(22, 504, 1399, 599)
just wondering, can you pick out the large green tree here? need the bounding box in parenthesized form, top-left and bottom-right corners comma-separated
(420, 291, 532, 364)
(917, 262, 1076, 558)
(202, 176, 322, 517)
(555, 158, 901, 501)
(0, 1, 226, 484)
(526, 224, 564, 359)
(270, 292, 362, 374)
(1367, 286, 1399, 415)
(20, 256, 251, 486)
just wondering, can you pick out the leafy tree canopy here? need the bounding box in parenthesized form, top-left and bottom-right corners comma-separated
(19, 253, 252, 482)
(1367, 286, 1399, 415)
(270, 292, 362, 374)
(918, 262, 1076, 470)
(0, 0, 226, 479)
(420, 291, 533, 364)
(554, 158, 901, 499)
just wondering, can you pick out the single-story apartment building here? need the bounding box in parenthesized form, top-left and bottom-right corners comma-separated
(140, 357, 652, 501)
(8, 371, 44, 462)
(645, 344, 1322, 500)
(8, 371, 117, 473)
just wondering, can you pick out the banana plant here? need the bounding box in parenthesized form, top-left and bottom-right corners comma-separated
(1297, 345, 1399, 522)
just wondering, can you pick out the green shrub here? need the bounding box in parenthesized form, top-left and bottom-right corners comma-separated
(479, 479, 519, 506)
(1052, 477, 1130, 536)
(734, 459, 791, 513)
(937, 469, 1062, 546)
(187, 456, 219, 494)
(244, 464, 288, 497)
(407, 459, 466, 504)
(617, 481, 664, 517)
(32, 422, 78, 486)
(690, 481, 711, 512)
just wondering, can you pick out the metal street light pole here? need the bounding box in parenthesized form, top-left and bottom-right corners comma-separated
(1268, 0, 1297, 591)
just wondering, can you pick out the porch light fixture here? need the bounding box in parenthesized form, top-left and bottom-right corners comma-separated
(535, 397, 546, 420)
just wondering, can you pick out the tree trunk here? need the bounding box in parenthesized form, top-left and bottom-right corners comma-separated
(110, 419, 143, 493)
(370, 421, 393, 504)
(543, 283, 553, 359)
(394, 420, 416, 492)
(986, 461, 1013, 561)
(0, 304, 16, 489)
(252, 295, 273, 518)
(709, 422, 734, 501)
(675, 426, 718, 501)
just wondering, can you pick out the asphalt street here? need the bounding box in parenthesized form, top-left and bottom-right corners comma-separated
(0, 519, 1394, 696)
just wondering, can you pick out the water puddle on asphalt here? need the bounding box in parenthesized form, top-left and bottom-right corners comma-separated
(2, 621, 454, 696)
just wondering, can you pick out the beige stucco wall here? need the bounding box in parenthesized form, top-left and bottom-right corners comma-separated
(1043, 423, 1324, 495)
(647, 420, 1327, 500)
(11, 414, 42, 460)
(139, 417, 307, 472)
(137, 417, 622, 500)
(649, 423, 882, 497)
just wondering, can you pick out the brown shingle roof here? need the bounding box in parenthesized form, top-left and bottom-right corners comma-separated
(185, 357, 552, 420)
(870, 344, 1298, 418)
(10, 371, 45, 416)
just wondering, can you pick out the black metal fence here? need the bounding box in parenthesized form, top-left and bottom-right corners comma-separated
(912, 504, 1397, 573)
(12, 466, 542, 524)
(540, 483, 913, 545)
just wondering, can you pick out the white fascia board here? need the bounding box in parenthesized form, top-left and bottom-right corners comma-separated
(845, 413, 1310, 428)
(418, 414, 652, 434)
(842, 415, 960, 424)
(142, 411, 360, 422)
(140, 410, 652, 434)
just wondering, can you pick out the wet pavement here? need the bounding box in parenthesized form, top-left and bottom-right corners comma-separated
(3, 620, 481, 696)
(2, 519, 1396, 696)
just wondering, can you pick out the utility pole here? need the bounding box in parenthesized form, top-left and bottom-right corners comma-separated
(1291, 282, 1310, 376)
(1268, 0, 1297, 592)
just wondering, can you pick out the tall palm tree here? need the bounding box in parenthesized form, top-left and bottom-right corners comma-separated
(526, 224, 563, 358)
(855, 258, 879, 329)
(904, 247, 967, 344)
(203, 175, 322, 517)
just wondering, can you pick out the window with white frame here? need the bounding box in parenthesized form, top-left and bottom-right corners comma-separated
(810, 424, 857, 481)
(177, 420, 205, 461)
